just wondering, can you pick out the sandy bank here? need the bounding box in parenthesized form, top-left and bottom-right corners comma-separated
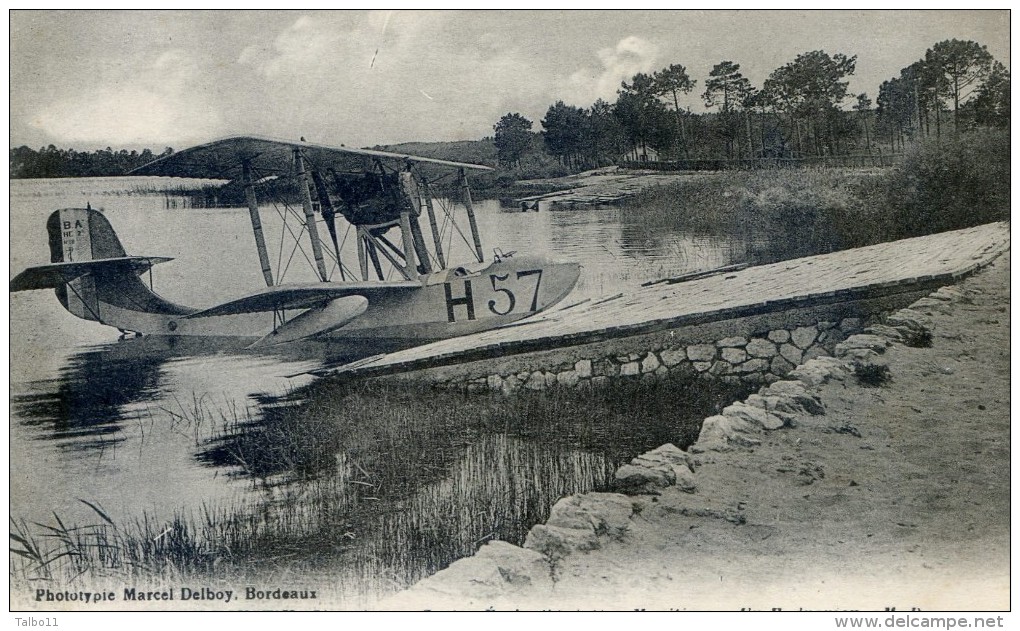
(384, 251, 1010, 611)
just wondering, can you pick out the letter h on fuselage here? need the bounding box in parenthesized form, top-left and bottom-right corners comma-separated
(444, 280, 475, 322)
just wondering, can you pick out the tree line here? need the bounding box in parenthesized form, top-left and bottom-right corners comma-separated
(494, 39, 1009, 170)
(10, 145, 174, 178)
(875, 39, 1009, 148)
(10, 39, 1008, 179)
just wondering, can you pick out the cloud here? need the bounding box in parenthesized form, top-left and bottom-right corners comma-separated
(29, 49, 224, 146)
(234, 12, 547, 145)
(566, 36, 660, 104)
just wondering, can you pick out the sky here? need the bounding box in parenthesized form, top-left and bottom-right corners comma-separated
(8, 10, 1011, 151)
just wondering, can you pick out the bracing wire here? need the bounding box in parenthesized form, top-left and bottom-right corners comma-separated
(252, 165, 360, 283)
(437, 195, 475, 261)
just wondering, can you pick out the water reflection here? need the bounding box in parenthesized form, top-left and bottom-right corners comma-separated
(12, 343, 167, 450)
(10, 335, 414, 449)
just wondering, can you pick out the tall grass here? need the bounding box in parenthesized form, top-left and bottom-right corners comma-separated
(11, 373, 747, 605)
(880, 129, 1010, 237)
(622, 129, 1010, 256)
(624, 168, 886, 258)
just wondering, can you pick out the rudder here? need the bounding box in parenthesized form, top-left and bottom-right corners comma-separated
(47, 208, 127, 322)
(47, 207, 127, 263)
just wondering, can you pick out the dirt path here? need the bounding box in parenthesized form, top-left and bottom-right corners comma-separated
(387, 252, 1010, 611)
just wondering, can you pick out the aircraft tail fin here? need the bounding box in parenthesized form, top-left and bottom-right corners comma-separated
(47, 207, 127, 264)
(20, 208, 178, 324)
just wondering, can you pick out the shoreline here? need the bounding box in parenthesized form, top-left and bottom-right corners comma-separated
(384, 250, 1010, 611)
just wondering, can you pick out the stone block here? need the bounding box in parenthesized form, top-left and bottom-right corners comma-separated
(631, 443, 695, 483)
(487, 374, 504, 391)
(557, 370, 580, 387)
(526, 371, 546, 390)
(752, 389, 823, 416)
(791, 326, 818, 350)
(760, 379, 808, 397)
(473, 540, 553, 591)
(524, 524, 599, 558)
(735, 357, 769, 373)
(620, 361, 640, 376)
(697, 414, 756, 444)
(417, 556, 505, 597)
(745, 393, 768, 409)
(614, 464, 673, 493)
(802, 344, 829, 362)
(575, 359, 593, 379)
(687, 343, 717, 362)
(722, 401, 785, 430)
(932, 286, 965, 302)
(641, 352, 661, 373)
(864, 324, 904, 343)
(770, 355, 796, 376)
(721, 347, 748, 364)
(789, 357, 849, 387)
(709, 360, 732, 375)
(779, 343, 803, 365)
(834, 334, 891, 357)
(886, 308, 932, 332)
(746, 338, 778, 358)
(768, 329, 791, 343)
(693, 361, 712, 372)
(660, 347, 686, 367)
(839, 317, 862, 333)
(547, 493, 634, 540)
(717, 336, 748, 348)
(501, 375, 521, 395)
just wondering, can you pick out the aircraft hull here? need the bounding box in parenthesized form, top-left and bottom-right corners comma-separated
(72, 255, 580, 343)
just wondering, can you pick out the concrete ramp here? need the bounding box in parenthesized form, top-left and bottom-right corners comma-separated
(332, 223, 1009, 379)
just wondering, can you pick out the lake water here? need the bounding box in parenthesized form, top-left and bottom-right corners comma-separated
(8, 177, 753, 603)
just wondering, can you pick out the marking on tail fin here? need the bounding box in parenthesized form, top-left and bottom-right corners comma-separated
(59, 208, 92, 262)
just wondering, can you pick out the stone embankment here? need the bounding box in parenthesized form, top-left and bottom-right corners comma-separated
(381, 257, 1009, 610)
(457, 317, 869, 395)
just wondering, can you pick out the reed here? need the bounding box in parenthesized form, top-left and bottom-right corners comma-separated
(11, 373, 747, 606)
(622, 130, 1010, 258)
(622, 168, 891, 254)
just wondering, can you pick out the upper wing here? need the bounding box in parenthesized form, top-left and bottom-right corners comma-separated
(10, 257, 174, 292)
(184, 281, 421, 318)
(128, 135, 494, 180)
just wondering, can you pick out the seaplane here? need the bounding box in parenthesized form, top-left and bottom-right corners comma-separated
(9, 136, 580, 350)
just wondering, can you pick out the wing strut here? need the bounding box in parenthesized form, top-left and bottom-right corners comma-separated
(242, 160, 275, 287)
(421, 178, 446, 269)
(311, 170, 346, 281)
(294, 149, 329, 282)
(460, 168, 484, 263)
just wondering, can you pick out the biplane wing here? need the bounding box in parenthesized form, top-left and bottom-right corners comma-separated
(10, 257, 174, 292)
(128, 135, 494, 180)
(10, 138, 577, 346)
(184, 281, 421, 318)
